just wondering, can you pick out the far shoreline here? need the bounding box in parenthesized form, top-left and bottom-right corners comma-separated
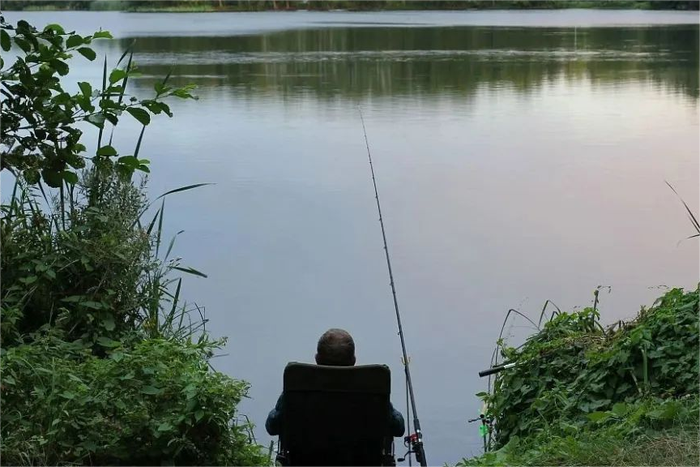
(15, 0, 700, 13)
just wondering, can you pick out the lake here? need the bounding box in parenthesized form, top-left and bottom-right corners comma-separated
(6, 9, 699, 464)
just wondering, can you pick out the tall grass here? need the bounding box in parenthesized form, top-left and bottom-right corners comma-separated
(1, 18, 267, 465)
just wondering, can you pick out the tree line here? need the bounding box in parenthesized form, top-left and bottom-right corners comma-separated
(2, 1, 698, 12)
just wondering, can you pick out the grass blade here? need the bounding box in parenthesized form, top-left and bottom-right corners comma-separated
(116, 40, 135, 67)
(155, 199, 165, 258)
(538, 299, 562, 328)
(666, 181, 700, 234)
(154, 183, 213, 201)
(173, 266, 208, 278)
(169, 277, 182, 325)
(145, 206, 161, 235)
(97, 55, 108, 150)
(133, 125, 146, 159)
(165, 230, 184, 260)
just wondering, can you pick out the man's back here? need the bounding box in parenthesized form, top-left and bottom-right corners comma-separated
(271, 362, 401, 466)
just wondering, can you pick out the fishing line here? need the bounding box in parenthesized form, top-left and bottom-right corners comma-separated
(359, 108, 427, 467)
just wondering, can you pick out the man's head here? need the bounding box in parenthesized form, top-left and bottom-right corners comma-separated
(315, 328, 356, 366)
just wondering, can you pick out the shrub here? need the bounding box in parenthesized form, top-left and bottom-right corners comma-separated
(0, 17, 265, 465)
(459, 287, 699, 466)
(1, 333, 267, 465)
(484, 287, 699, 447)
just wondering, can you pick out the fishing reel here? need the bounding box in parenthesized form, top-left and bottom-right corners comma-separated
(397, 432, 425, 465)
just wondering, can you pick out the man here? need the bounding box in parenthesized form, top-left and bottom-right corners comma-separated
(265, 328, 405, 437)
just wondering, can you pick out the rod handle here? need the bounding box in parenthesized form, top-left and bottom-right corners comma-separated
(478, 362, 515, 377)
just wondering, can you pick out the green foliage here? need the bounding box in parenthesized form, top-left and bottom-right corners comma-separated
(90, 0, 130, 11)
(1, 173, 151, 346)
(459, 396, 699, 466)
(1, 18, 263, 466)
(484, 288, 698, 447)
(0, 16, 195, 188)
(460, 287, 699, 466)
(2, 0, 698, 12)
(1, 1, 93, 11)
(1, 333, 267, 465)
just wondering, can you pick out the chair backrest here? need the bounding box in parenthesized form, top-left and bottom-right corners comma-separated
(279, 362, 394, 466)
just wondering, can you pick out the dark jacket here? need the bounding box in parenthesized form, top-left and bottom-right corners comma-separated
(265, 393, 406, 437)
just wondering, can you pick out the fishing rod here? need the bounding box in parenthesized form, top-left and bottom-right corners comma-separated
(359, 109, 427, 467)
(478, 362, 517, 378)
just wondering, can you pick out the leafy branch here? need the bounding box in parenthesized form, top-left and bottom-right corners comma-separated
(0, 16, 197, 188)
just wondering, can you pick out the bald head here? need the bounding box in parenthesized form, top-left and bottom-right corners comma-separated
(315, 328, 356, 366)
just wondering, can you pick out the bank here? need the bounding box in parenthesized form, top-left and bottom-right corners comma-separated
(3, 1, 699, 13)
(458, 286, 699, 466)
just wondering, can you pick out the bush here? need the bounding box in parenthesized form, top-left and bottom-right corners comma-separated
(459, 287, 699, 466)
(485, 287, 698, 447)
(1, 333, 266, 465)
(0, 17, 265, 465)
(1, 174, 152, 347)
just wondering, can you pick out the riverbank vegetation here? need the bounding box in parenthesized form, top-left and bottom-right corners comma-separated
(2, 0, 698, 12)
(459, 286, 699, 466)
(0, 17, 266, 465)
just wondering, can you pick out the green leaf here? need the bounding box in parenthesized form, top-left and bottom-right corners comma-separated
(81, 440, 98, 452)
(110, 352, 124, 362)
(78, 81, 93, 98)
(43, 24, 66, 35)
(0, 30, 11, 52)
(61, 295, 85, 303)
(80, 301, 104, 310)
(42, 169, 63, 188)
(97, 337, 120, 348)
(66, 35, 83, 48)
(195, 410, 204, 422)
(86, 113, 106, 128)
(93, 30, 113, 39)
(102, 315, 115, 331)
(19, 276, 39, 285)
(96, 145, 118, 157)
(126, 107, 151, 126)
(141, 386, 162, 395)
(60, 391, 76, 400)
(51, 59, 69, 76)
(109, 69, 127, 84)
(172, 266, 208, 278)
(586, 411, 611, 423)
(155, 183, 213, 201)
(172, 85, 197, 100)
(157, 422, 173, 432)
(611, 402, 628, 417)
(77, 47, 97, 61)
(14, 37, 31, 53)
(118, 155, 138, 164)
(104, 112, 118, 125)
(62, 171, 78, 185)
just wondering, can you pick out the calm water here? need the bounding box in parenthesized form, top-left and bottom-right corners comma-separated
(7, 9, 699, 464)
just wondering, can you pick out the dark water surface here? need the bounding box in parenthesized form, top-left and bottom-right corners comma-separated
(7, 10, 699, 464)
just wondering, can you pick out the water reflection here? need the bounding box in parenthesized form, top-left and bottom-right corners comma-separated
(108, 26, 698, 100)
(11, 12, 695, 465)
